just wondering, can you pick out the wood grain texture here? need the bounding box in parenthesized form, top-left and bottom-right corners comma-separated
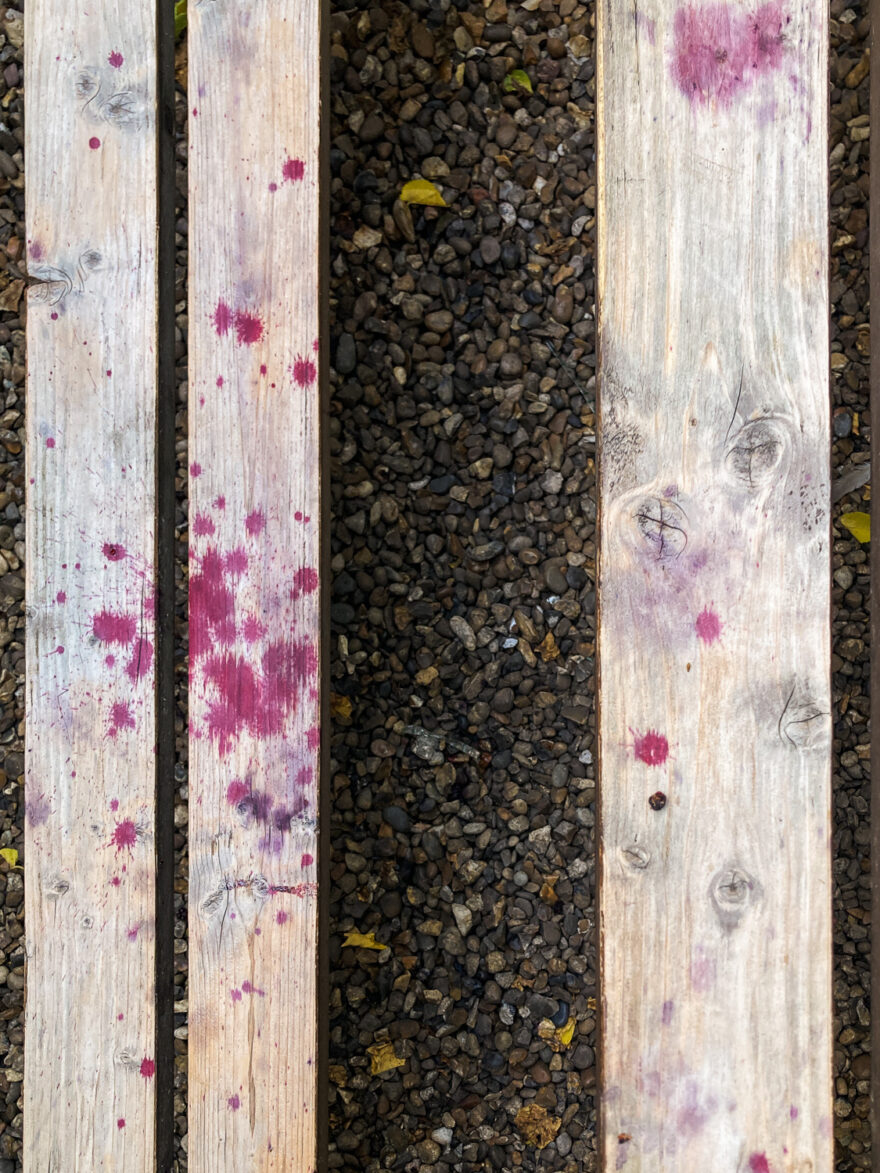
(187, 3, 322, 1169)
(597, 2, 831, 1169)
(24, 3, 159, 1168)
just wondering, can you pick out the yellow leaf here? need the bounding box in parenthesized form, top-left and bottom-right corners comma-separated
(556, 1016, 576, 1046)
(538, 631, 559, 661)
(537, 1015, 576, 1051)
(342, 930, 387, 951)
(503, 69, 533, 94)
(400, 179, 447, 207)
(539, 875, 558, 905)
(515, 1104, 560, 1148)
(331, 693, 352, 719)
(841, 511, 870, 543)
(368, 1042, 406, 1075)
(0, 848, 19, 869)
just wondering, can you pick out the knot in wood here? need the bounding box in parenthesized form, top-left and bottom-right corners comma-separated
(45, 875, 70, 900)
(710, 864, 762, 931)
(620, 843, 650, 870)
(633, 497, 687, 559)
(725, 418, 787, 488)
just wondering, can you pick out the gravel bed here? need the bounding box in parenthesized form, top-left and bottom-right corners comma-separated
(0, 0, 869, 1170)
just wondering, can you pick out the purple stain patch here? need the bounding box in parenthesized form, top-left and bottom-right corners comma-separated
(283, 157, 306, 182)
(695, 605, 722, 644)
(228, 1094, 240, 1111)
(661, 999, 674, 1025)
(102, 542, 126, 561)
(108, 50, 124, 68)
(671, 2, 787, 107)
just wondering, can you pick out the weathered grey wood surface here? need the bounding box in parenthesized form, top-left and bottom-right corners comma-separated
(24, 1, 159, 1166)
(597, 1, 832, 1168)
(187, 3, 323, 1168)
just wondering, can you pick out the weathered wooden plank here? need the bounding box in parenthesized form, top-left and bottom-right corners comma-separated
(597, 2, 831, 1168)
(187, 3, 323, 1168)
(24, 2, 160, 1167)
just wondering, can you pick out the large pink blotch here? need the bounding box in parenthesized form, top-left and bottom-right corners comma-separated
(283, 157, 305, 182)
(234, 310, 264, 346)
(111, 818, 137, 852)
(292, 356, 317, 387)
(633, 729, 669, 766)
(695, 605, 722, 644)
(93, 611, 136, 645)
(140, 1057, 155, 1079)
(748, 1155, 770, 1173)
(671, 2, 787, 107)
(108, 700, 135, 737)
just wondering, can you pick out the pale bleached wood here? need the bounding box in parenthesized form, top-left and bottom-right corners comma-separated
(188, 4, 322, 1169)
(597, 2, 831, 1169)
(24, 2, 159, 1168)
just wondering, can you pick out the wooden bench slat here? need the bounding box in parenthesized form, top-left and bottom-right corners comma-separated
(24, 3, 160, 1167)
(187, 4, 322, 1167)
(597, 2, 832, 1167)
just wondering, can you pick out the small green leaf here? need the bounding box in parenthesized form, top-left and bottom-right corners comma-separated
(840, 510, 870, 543)
(175, 0, 187, 39)
(400, 179, 447, 207)
(0, 848, 19, 869)
(503, 69, 533, 94)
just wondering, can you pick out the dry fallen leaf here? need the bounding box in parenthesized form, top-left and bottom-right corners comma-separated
(331, 693, 352, 720)
(0, 848, 19, 869)
(400, 178, 447, 207)
(840, 511, 870, 543)
(537, 1016, 576, 1051)
(367, 1042, 406, 1075)
(539, 874, 558, 905)
(515, 1104, 560, 1148)
(538, 631, 559, 661)
(341, 930, 386, 951)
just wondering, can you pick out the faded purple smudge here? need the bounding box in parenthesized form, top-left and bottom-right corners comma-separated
(671, 2, 787, 107)
(661, 999, 674, 1025)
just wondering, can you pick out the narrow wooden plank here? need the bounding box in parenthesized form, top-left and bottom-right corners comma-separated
(24, 2, 159, 1167)
(597, 2, 831, 1169)
(187, 3, 322, 1168)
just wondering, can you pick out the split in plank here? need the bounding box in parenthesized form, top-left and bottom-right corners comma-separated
(187, 2, 323, 1168)
(24, 2, 160, 1167)
(597, 1, 832, 1168)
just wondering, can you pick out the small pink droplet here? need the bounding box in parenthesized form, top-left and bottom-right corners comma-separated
(89, 136, 101, 150)
(108, 50, 124, 68)
(46, 437, 55, 449)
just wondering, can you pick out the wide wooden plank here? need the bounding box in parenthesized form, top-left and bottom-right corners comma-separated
(187, 3, 323, 1168)
(24, 2, 160, 1167)
(597, 2, 831, 1168)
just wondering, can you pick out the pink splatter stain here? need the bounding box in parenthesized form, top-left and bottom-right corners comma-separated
(110, 876, 122, 887)
(93, 611, 137, 645)
(292, 356, 317, 387)
(748, 1155, 770, 1173)
(45, 437, 55, 449)
(140, 1057, 155, 1080)
(241, 980, 265, 997)
(283, 157, 305, 182)
(292, 567, 319, 598)
(696, 605, 722, 644)
(234, 310, 264, 346)
(306, 726, 321, 750)
(193, 513, 216, 537)
(110, 798, 119, 811)
(214, 495, 226, 510)
(126, 637, 153, 684)
(117, 1118, 126, 1130)
(230, 988, 243, 1002)
(228, 1094, 241, 1111)
(190, 461, 202, 477)
(245, 509, 266, 536)
(127, 924, 140, 941)
(301, 852, 314, 868)
(56, 590, 66, 604)
(109, 700, 136, 737)
(633, 729, 669, 766)
(243, 616, 267, 643)
(111, 819, 137, 852)
(102, 542, 126, 561)
(213, 300, 233, 336)
(227, 779, 250, 805)
(661, 1000, 674, 1025)
(190, 548, 236, 660)
(50, 645, 64, 655)
(224, 549, 248, 576)
(671, 2, 787, 107)
(89, 136, 101, 150)
(276, 910, 288, 925)
(108, 50, 124, 68)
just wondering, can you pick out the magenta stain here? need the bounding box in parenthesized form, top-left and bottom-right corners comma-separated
(110, 798, 119, 811)
(50, 645, 64, 655)
(193, 513, 216, 537)
(214, 495, 226, 510)
(269, 181, 278, 192)
(216, 376, 224, 388)
(56, 590, 66, 604)
(748, 1155, 770, 1173)
(306, 725, 320, 750)
(313, 338, 320, 352)
(111, 818, 137, 852)
(661, 999, 674, 1025)
(102, 542, 126, 561)
(127, 924, 140, 941)
(671, 2, 787, 107)
(125, 637, 153, 684)
(29, 240, 43, 260)
(106, 369, 112, 377)
(276, 910, 288, 925)
(228, 1094, 241, 1111)
(190, 461, 202, 477)
(292, 566, 319, 598)
(190, 548, 235, 661)
(632, 728, 669, 766)
(301, 852, 314, 868)
(227, 779, 249, 804)
(118, 1012, 124, 1020)
(110, 876, 122, 887)
(45, 437, 55, 449)
(260, 363, 268, 375)
(292, 356, 317, 387)
(117, 1118, 126, 1130)
(283, 157, 305, 183)
(241, 980, 265, 997)
(140, 1057, 155, 1080)
(234, 309, 264, 346)
(108, 50, 124, 68)
(245, 509, 266, 536)
(789, 1105, 798, 1120)
(224, 548, 248, 576)
(230, 988, 243, 1002)
(89, 136, 101, 150)
(213, 300, 233, 336)
(51, 312, 58, 321)
(695, 605, 722, 644)
(243, 616, 267, 643)
(93, 611, 137, 645)
(109, 700, 136, 737)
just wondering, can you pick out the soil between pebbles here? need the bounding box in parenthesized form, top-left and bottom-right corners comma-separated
(0, 0, 870, 1170)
